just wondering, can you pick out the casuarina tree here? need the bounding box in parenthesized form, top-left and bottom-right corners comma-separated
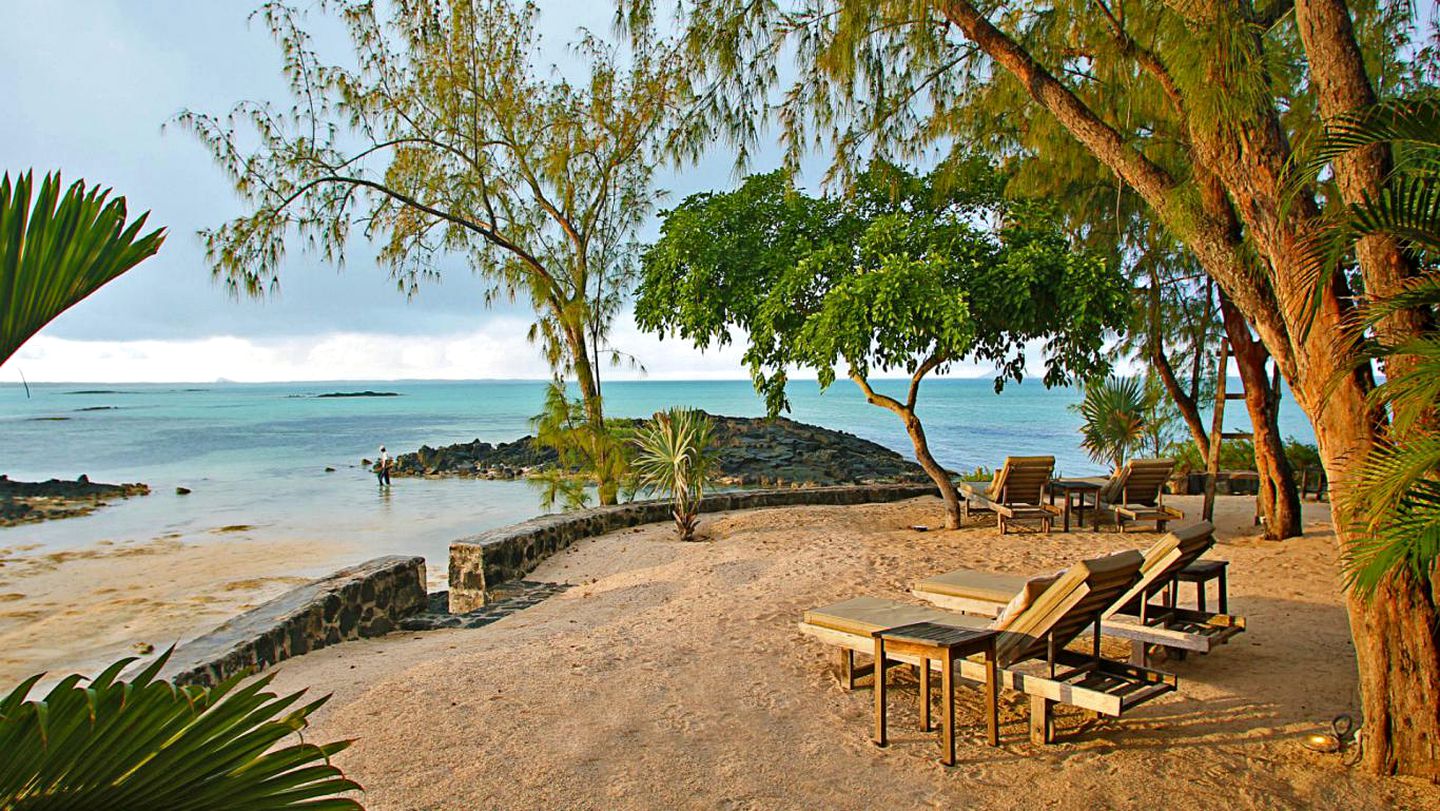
(182, 0, 689, 504)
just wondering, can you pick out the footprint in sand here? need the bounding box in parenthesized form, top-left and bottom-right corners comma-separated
(0, 593, 24, 602)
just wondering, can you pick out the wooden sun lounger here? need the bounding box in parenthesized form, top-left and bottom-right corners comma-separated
(1096, 458, 1183, 532)
(912, 521, 1246, 666)
(800, 550, 1178, 745)
(959, 455, 1061, 534)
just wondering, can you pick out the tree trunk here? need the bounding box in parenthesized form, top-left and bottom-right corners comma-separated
(899, 410, 963, 530)
(1148, 266, 1211, 457)
(936, 0, 1440, 778)
(849, 374, 962, 529)
(568, 326, 619, 505)
(1294, 0, 1429, 371)
(1220, 296, 1302, 539)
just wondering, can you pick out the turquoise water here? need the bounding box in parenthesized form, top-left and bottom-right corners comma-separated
(0, 378, 1315, 580)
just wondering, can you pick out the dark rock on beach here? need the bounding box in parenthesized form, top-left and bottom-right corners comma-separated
(392, 412, 927, 487)
(0, 474, 151, 527)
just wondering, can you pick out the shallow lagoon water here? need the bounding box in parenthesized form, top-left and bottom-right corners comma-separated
(0, 377, 1315, 578)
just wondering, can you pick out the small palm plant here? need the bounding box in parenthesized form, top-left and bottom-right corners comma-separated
(631, 408, 715, 541)
(1075, 375, 1149, 473)
(0, 650, 362, 809)
(1, 171, 165, 364)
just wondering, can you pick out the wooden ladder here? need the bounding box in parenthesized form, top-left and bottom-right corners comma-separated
(1201, 340, 1262, 525)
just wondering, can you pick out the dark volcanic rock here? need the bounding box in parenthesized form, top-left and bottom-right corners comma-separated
(392, 412, 927, 487)
(316, 390, 400, 398)
(0, 475, 151, 526)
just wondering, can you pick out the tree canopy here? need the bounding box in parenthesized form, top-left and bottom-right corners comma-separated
(637, 159, 1129, 526)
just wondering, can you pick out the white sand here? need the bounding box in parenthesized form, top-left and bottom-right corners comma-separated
(254, 495, 1439, 810)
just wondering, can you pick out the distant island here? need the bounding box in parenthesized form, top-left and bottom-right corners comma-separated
(391, 412, 928, 487)
(316, 391, 401, 398)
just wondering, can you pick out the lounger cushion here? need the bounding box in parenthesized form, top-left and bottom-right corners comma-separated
(995, 572, 1063, 629)
(914, 569, 1028, 604)
(802, 596, 990, 638)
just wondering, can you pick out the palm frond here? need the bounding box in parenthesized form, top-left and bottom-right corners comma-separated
(631, 408, 715, 540)
(0, 649, 362, 809)
(0, 171, 166, 364)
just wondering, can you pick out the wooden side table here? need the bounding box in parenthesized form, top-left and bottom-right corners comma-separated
(1049, 478, 1104, 532)
(1172, 559, 1229, 613)
(871, 622, 999, 765)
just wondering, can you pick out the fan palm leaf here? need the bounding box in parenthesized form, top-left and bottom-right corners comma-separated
(0, 649, 362, 809)
(0, 171, 165, 364)
(1075, 376, 1148, 472)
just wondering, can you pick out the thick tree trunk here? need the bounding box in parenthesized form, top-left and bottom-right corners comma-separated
(936, 0, 1440, 778)
(1220, 296, 1302, 539)
(1294, 0, 1428, 368)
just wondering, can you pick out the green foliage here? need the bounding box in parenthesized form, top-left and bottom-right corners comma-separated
(637, 159, 1129, 416)
(1283, 438, 1323, 473)
(180, 0, 689, 501)
(631, 408, 715, 541)
(1074, 376, 1149, 473)
(957, 466, 994, 483)
(0, 650, 360, 810)
(1167, 438, 1256, 476)
(0, 171, 164, 365)
(528, 382, 633, 511)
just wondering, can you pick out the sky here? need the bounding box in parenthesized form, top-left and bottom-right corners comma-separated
(0, 0, 1058, 384)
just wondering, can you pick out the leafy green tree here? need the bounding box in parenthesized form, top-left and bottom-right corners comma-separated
(631, 407, 715, 541)
(1, 651, 360, 809)
(1, 171, 164, 365)
(181, 0, 687, 504)
(620, 0, 1437, 777)
(638, 160, 1129, 528)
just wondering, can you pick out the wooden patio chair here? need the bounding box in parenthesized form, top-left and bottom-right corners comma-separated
(912, 521, 1245, 667)
(1096, 458, 1183, 532)
(958, 455, 1061, 534)
(800, 549, 1178, 745)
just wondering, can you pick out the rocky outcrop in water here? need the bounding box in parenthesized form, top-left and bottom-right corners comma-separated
(0, 475, 151, 527)
(392, 412, 926, 486)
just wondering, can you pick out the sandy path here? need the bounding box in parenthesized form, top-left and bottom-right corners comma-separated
(264, 495, 1438, 810)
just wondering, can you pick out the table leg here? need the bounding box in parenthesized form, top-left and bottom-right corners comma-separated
(941, 653, 955, 766)
(1062, 491, 1072, 532)
(1218, 567, 1228, 614)
(919, 659, 931, 731)
(985, 648, 999, 747)
(873, 638, 887, 747)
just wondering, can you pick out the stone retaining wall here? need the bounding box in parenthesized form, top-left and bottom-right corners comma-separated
(163, 555, 427, 686)
(448, 483, 937, 612)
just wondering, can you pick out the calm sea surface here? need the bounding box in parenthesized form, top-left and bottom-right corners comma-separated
(0, 378, 1315, 581)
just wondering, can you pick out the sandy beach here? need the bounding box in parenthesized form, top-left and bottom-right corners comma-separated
(0, 530, 352, 684)
(246, 494, 1439, 810)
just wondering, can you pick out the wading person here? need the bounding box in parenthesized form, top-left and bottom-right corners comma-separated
(376, 445, 392, 487)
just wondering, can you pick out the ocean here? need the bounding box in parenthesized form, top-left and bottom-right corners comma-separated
(0, 377, 1316, 583)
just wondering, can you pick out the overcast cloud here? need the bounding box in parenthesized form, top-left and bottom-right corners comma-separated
(0, 0, 1058, 384)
